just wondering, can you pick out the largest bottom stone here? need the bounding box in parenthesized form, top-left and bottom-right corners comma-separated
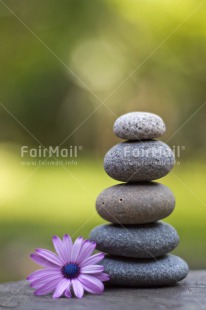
(101, 254, 189, 287)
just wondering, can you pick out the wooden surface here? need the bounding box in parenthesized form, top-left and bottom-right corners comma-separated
(0, 271, 206, 310)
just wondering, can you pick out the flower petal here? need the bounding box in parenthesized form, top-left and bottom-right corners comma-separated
(53, 278, 70, 299)
(93, 272, 110, 282)
(63, 234, 73, 262)
(30, 253, 58, 269)
(52, 236, 68, 264)
(64, 280, 72, 298)
(76, 240, 96, 264)
(30, 273, 62, 289)
(72, 278, 84, 299)
(80, 253, 104, 267)
(78, 274, 104, 294)
(81, 265, 104, 274)
(71, 237, 84, 263)
(35, 248, 62, 266)
(27, 268, 61, 281)
(34, 278, 61, 296)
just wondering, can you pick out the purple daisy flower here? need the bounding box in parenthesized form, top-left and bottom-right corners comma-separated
(27, 235, 110, 299)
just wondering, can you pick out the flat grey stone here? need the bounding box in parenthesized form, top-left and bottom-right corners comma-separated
(96, 182, 175, 224)
(104, 140, 175, 182)
(90, 222, 179, 258)
(113, 112, 166, 140)
(101, 254, 189, 287)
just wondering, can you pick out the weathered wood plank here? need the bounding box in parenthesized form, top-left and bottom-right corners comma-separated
(0, 271, 206, 310)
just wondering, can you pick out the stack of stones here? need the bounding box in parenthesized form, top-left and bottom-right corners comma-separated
(90, 112, 189, 287)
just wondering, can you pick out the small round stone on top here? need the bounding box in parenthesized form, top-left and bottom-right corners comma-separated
(113, 112, 166, 140)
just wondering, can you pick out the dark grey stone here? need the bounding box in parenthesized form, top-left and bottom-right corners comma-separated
(104, 140, 175, 182)
(96, 182, 175, 224)
(89, 222, 179, 258)
(113, 112, 166, 140)
(101, 254, 189, 287)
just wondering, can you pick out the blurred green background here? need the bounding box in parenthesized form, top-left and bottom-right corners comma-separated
(0, 0, 206, 282)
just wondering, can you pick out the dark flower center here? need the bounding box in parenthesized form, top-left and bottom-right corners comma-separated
(62, 263, 80, 279)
